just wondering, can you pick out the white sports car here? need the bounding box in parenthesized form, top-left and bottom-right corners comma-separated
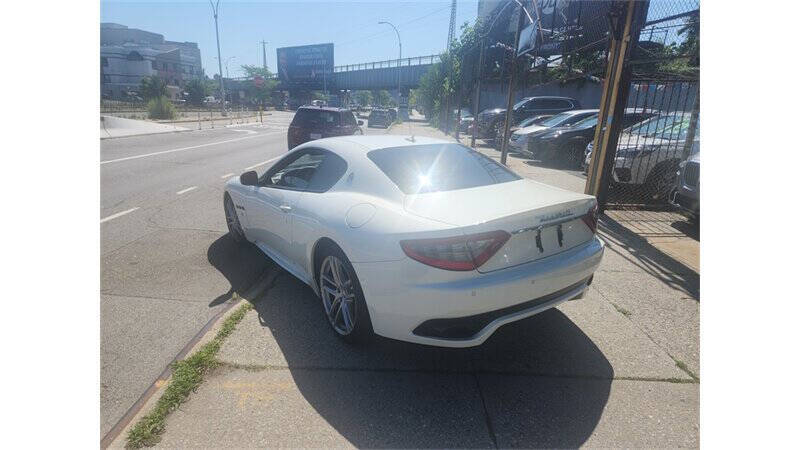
(224, 136, 604, 347)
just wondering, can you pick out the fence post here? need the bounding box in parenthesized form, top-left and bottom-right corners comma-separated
(198, 111, 201, 130)
(585, 0, 649, 211)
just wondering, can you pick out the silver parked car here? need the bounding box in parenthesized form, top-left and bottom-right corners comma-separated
(670, 152, 699, 222)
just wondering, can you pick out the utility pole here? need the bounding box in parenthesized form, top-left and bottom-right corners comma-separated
(210, 0, 226, 116)
(261, 40, 268, 70)
(500, 3, 526, 165)
(471, 37, 486, 148)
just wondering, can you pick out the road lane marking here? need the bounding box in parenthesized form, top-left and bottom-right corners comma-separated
(100, 207, 139, 224)
(100, 131, 283, 165)
(231, 129, 257, 135)
(220, 173, 235, 179)
(244, 155, 282, 171)
(176, 186, 198, 195)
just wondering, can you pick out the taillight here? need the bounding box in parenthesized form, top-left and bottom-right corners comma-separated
(400, 230, 510, 271)
(581, 203, 599, 234)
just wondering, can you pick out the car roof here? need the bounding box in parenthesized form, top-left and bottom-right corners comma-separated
(521, 96, 578, 101)
(298, 106, 350, 113)
(561, 109, 599, 115)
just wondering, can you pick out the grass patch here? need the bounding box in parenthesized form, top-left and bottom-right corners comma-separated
(675, 360, 699, 382)
(611, 302, 632, 317)
(125, 302, 253, 448)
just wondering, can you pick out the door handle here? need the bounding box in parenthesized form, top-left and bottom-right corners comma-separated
(279, 205, 292, 213)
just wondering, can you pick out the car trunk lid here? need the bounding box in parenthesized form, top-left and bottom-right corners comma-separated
(403, 179, 596, 272)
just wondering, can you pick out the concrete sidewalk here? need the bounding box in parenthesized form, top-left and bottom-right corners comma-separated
(138, 119, 699, 448)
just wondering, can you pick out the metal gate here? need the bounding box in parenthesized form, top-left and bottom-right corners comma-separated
(602, 1, 700, 210)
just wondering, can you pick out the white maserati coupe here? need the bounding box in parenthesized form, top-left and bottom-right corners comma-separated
(224, 135, 604, 347)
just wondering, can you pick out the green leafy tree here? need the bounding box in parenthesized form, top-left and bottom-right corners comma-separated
(139, 76, 167, 100)
(417, 21, 480, 127)
(185, 79, 210, 106)
(240, 65, 279, 105)
(372, 90, 394, 107)
(353, 90, 373, 107)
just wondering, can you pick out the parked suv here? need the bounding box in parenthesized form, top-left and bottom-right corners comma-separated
(475, 96, 580, 140)
(288, 106, 363, 150)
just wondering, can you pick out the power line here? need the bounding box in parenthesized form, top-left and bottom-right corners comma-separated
(337, 4, 450, 48)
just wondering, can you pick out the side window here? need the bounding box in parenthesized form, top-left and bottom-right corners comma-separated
(308, 151, 348, 192)
(524, 99, 540, 110)
(536, 99, 560, 109)
(259, 149, 347, 192)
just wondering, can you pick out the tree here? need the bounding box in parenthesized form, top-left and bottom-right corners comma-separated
(139, 76, 167, 100)
(372, 90, 394, 107)
(240, 65, 279, 105)
(353, 90, 373, 107)
(416, 21, 480, 126)
(185, 79, 210, 106)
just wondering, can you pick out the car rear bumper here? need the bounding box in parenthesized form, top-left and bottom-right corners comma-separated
(352, 236, 604, 347)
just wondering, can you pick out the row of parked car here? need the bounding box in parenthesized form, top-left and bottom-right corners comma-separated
(469, 96, 700, 219)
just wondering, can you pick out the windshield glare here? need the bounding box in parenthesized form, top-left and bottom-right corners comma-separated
(573, 115, 599, 129)
(626, 114, 690, 137)
(539, 112, 575, 127)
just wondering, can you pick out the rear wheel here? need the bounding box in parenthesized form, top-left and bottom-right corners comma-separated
(645, 160, 680, 201)
(318, 245, 373, 343)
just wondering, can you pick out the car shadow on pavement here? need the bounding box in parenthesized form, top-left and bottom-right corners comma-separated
(206, 233, 276, 307)
(599, 215, 699, 300)
(249, 272, 614, 448)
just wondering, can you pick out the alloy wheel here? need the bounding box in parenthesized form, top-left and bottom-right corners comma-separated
(319, 255, 357, 335)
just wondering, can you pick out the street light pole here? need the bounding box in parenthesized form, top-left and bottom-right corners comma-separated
(210, 0, 227, 116)
(378, 21, 402, 113)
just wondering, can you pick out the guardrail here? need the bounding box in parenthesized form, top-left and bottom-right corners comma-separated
(334, 54, 440, 73)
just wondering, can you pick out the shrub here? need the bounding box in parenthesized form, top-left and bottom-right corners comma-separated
(147, 96, 177, 120)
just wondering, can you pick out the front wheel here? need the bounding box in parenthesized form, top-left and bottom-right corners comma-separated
(318, 247, 373, 343)
(224, 194, 246, 243)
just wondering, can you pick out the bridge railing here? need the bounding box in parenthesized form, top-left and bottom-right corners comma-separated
(334, 54, 441, 73)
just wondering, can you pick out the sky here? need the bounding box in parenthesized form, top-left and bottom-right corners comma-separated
(100, 0, 479, 78)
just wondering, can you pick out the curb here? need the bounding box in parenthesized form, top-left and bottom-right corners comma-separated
(102, 269, 278, 449)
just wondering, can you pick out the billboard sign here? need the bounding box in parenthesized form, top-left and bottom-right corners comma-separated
(518, 0, 612, 57)
(276, 43, 334, 89)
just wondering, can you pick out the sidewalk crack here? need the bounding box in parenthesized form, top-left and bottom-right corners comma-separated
(473, 374, 499, 449)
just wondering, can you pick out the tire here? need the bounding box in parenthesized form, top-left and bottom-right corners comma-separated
(224, 194, 246, 243)
(645, 160, 680, 201)
(317, 244, 373, 344)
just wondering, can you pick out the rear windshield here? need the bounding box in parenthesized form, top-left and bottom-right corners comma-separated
(367, 144, 521, 194)
(293, 109, 338, 128)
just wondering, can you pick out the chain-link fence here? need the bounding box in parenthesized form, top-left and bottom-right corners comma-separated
(603, 0, 700, 209)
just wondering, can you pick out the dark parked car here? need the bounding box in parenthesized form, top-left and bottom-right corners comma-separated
(526, 108, 659, 166)
(670, 151, 699, 223)
(368, 109, 393, 128)
(475, 96, 580, 140)
(287, 106, 363, 150)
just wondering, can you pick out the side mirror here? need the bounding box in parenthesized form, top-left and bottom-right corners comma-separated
(240, 170, 258, 186)
(358, 120, 364, 126)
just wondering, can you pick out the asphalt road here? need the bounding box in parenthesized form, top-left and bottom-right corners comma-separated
(100, 111, 391, 438)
